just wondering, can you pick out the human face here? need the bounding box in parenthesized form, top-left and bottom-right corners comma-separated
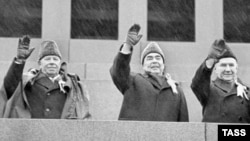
(214, 58, 238, 82)
(39, 55, 61, 77)
(142, 53, 165, 75)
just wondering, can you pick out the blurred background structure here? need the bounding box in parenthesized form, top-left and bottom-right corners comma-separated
(0, 0, 250, 122)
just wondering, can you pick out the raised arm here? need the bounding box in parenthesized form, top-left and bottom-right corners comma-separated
(191, 60, 213, 106)
(191, 39, 230, 106)
(110, 24, 142, 94)
(3, 35, 34, 99)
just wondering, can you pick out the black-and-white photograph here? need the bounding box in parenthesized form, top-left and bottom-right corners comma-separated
(0, 0, 249, 141)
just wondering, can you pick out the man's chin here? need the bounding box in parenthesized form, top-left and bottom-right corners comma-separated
(144, 68, 163, 75)
(221, 77, 234, 82)
(149, 70, 162, 75)
(46, 71, 58, 76)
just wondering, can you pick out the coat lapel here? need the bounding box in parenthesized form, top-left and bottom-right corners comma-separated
(144, 73, 161, 89)
(228, 87, 237, 95)
(32, 72, 59, 91)
(162, 78, 171, 90)
(144, 73, 171, 90)
(214, 78, 237, 97)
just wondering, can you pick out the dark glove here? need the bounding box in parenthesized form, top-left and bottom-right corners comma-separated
(206, 39, 230, 69)
(125, 24, 143, 47)
(17, 35, 35, 61)
(207, 39, 229, 59)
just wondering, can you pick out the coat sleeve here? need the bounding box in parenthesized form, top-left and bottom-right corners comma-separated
(177, 86, 189, 122)
(110, 46, 133, 94)
(3, 58, 25, 99)
(190, 60, 212, 106)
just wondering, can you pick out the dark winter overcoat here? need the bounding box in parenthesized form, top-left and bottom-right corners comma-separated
(110, 52, 189, 121)
(0, 59, 90, 119)
(191, 61, 250, 123)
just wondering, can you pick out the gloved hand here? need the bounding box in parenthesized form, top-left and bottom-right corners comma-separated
(17, 35, 35, 61)
(125, 24, 143, 47)
(206, 39, 229, 68)
(208, 39, 229, 59)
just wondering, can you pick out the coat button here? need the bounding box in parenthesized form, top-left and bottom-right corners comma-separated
(45, 108, 50, 112)
(47, 93, 50, 96)
(238, 116, 243, 121)
(241, 101, 244, 104)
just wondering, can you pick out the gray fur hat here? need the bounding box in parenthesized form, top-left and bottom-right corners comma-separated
(141, 42, 165, 64)
(38, 40, 62, 60)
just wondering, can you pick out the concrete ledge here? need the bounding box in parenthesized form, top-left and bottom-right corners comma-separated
(0, 119, 206, 141)
(206, 123, 218, 141)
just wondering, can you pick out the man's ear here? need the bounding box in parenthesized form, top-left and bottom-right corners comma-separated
(60, 62, 67, 74)
(162, 64, 166, 75)
(38, 60, 41, 66)
(213, 63, 220, 74)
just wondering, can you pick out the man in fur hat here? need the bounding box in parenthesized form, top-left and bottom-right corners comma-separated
(0, 35, 90, 119)
(110, 24, 189, 121)
(191, 39, 250, 123)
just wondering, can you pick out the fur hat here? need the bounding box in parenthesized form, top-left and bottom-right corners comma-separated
(212, 39, 237, 61)
(141, 42, 165, 64)
(218, 49, 237, 61)
(38, 40, 62, 60)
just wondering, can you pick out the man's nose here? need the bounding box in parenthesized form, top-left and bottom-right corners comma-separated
(48, 60, 56, 65)
(225, 65, 231, 71)
(151, 60, 158, 64)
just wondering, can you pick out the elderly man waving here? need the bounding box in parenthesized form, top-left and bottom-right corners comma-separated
(110, 24, 189, 121)
(191, 39, 250, 123)
(0, 35, 90, 119)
